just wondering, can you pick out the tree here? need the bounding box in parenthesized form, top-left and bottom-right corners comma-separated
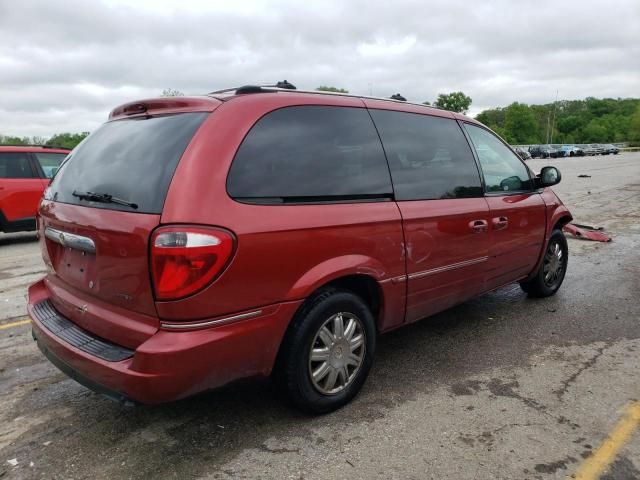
(46, 132, 90, 149)
(432, 91, 472, 114)
(503, 103, 539, 144)
(629, 104, 640, 144)
(316, 86, 349, 93)
(476, 97, 640, 144)
(161, 88, 184, 97)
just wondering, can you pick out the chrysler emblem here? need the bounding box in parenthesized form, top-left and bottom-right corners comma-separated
(58, 232, 66, 246)
(76, 304, 88, 314)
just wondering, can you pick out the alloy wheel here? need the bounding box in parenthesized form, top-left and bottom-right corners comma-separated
(308, 312, 366, 395)
(543, 240, 565, 287)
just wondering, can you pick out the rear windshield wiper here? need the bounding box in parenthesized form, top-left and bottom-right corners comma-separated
(72, 190, 139, 209)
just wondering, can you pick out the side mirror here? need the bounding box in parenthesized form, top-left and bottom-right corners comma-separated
(537, 166, 561, 188)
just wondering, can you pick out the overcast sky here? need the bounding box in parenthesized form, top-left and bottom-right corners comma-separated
(1, 0, 638, 137)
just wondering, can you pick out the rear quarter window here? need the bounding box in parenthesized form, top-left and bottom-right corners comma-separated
(48, 112, 208, 213)
(226, 105, 393, 203)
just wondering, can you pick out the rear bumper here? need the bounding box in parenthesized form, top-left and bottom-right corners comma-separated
(28, 279, 302, 404)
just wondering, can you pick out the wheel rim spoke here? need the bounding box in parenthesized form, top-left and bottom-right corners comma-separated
(346, 352, 360, 366)
(333, 314, 345, 338)
(311, 347, 330, 362)
(324, 368, 339, 391)
(312, 362, 331, 382)
(318, 326, 334, 347)
(344, 318, 356, 340)
(349, 334, 364, 351)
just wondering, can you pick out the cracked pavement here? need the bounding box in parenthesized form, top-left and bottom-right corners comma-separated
(0, 153, 639, 479)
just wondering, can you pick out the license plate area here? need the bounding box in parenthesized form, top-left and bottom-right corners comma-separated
(51, 246, 97, 290)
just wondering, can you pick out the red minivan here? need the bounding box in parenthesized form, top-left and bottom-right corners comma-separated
(0, 145, 69, 232)
(28, 86, 572, 413)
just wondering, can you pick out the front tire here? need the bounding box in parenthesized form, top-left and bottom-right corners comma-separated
(520, 229, 568, 297)
(275, 288, 376, 414)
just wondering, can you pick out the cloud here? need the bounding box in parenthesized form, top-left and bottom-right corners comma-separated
(0, 0, 638, 136)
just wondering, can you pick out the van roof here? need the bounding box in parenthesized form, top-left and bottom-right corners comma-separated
(109, 85, 477, 123)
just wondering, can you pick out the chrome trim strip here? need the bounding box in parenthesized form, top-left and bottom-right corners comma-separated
(44, 227, 96, 254)
(408, 257, 488, 280)
(380, 275, 407, 284)
(160, 309, 263, 330)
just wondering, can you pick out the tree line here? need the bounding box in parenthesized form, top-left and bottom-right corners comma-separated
(0, 132, 89, 150)
(2, 89, 639, 150)
(476, 97, 640, 145)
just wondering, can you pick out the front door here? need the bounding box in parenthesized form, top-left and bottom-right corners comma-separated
(368, 107, 490, 324)
(0, 152, 44, 227)
(462, 123, 546, 289)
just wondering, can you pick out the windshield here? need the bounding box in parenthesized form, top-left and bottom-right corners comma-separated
(48, 112, 208, 214)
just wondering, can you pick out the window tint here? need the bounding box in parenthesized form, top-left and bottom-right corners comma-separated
(49, 112, 207, 213)
(464, 124, 533, 193)
(369, 110, 482, 200)
(227, 106, 392, 202)
(0, 153, 37, 179)
(34, 152, 67, 178)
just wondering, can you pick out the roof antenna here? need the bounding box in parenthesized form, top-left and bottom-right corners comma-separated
(390, 93, 406, 101)
(275, 80, 296, 90)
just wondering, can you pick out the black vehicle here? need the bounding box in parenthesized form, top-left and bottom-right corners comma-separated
(529, 145, 559, 159)
(601, 144, 620, 155)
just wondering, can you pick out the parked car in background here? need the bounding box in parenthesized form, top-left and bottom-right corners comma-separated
(514, 147, 531, 160)
(601, 144, 619, 155)
(0, 145, 70, 232)
(530, 145, 561, 159)
(583, 144, 604, 156)
(533, 145, 560, 158)
(558, 145, 584, 157)
(28, 86, 571, 413)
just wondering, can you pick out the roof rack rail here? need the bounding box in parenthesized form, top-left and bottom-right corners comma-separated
(210, 80, 297, 96)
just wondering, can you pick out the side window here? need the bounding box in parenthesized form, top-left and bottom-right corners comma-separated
(369, 110, 483, 200)
(34, 152, 68, 178)
(0, 153, 37, 179)
(463, 124, 533, 193)
(227, 106, 393, 202)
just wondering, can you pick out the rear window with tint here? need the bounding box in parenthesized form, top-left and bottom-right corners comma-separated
(227, 106, 393, 203)
(48, 113, 207, 213)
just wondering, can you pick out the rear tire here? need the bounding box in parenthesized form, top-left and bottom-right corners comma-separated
(275, 288, 376, 414)
(520, 229, 568, 297)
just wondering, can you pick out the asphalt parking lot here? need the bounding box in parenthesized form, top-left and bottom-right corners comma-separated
(1, 153, 639, 480)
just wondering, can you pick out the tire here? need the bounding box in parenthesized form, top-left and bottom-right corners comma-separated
(275, 288, 376, 414)
(569, 152, 574, 157)
(520, 229, 568, 297)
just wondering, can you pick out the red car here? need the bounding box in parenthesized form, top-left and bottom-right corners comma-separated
(28, 86, 572, 413)
(0, 145, 70, 233)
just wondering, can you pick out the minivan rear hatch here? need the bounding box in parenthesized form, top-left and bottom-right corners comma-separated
(39, 106, 211, 346)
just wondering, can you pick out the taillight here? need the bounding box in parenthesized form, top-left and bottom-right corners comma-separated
(151, 226, 235, 301)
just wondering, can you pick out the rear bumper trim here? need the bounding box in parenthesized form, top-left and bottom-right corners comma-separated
(160, 309, 263, 330)
(33, 300, 134, 362)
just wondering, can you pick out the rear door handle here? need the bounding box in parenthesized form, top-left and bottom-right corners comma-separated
(469, 219, 488, 233)
(492, 216, 509, 230)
